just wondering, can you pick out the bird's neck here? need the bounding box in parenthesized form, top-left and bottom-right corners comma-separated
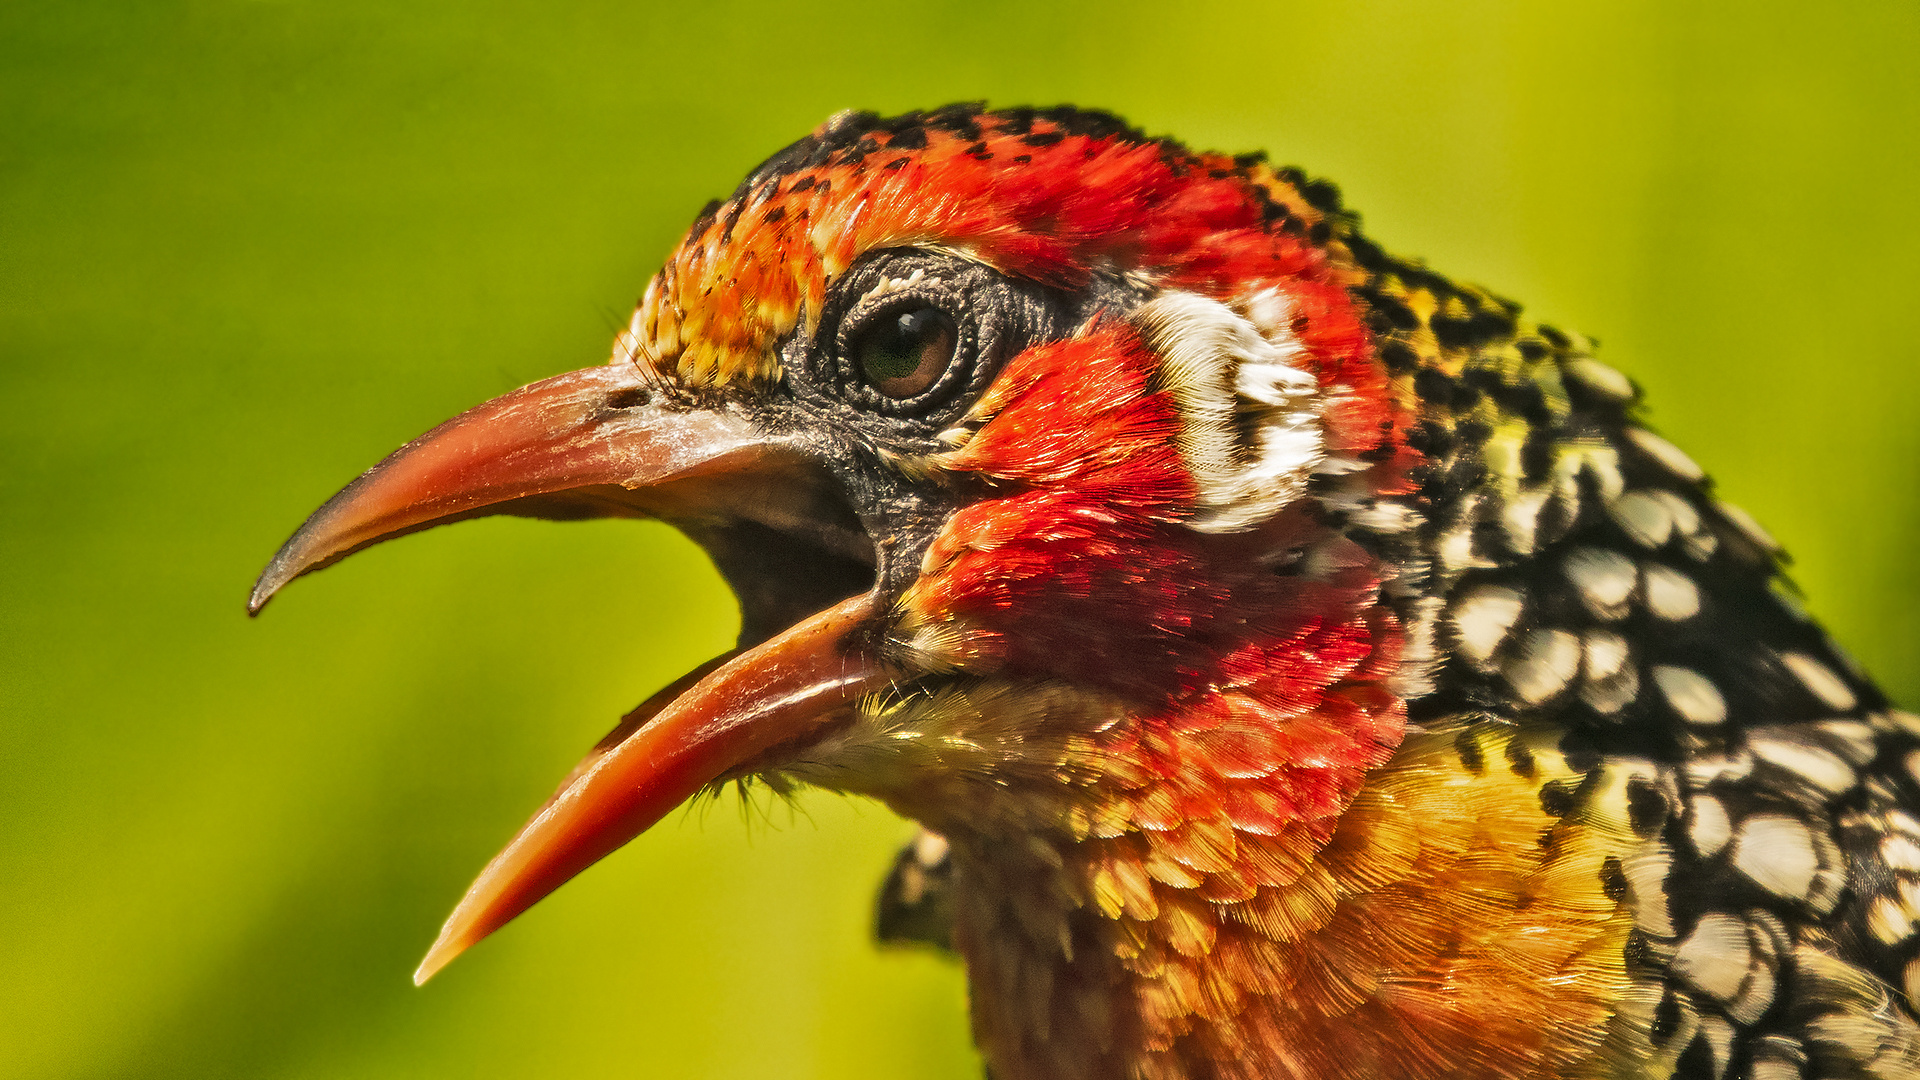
(795, 501, 1647, 1078)
(855, 581, 1643, 1080)
(933, 714, 1641, 1080)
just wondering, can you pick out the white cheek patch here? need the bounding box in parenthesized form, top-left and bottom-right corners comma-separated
(1134, 289, 1326, 533)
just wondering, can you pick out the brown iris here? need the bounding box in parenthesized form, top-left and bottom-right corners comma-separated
(851, 306, 957, 398)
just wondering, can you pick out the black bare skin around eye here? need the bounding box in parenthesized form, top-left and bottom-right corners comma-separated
(853, 307, 957, 398)
(788, 247, 1144, 437)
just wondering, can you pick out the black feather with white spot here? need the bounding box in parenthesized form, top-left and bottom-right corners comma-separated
(1329, 223, 1920, 1079)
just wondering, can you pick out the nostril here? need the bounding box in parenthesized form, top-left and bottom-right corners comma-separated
(606, 388, 651, 410)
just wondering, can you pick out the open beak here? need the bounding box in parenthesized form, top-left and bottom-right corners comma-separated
(251, 361, 895, 982)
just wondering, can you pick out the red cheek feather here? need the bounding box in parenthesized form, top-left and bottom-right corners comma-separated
(951, 327, 1184, 497)
(922, 323, 1404, 720)
(908, 294, 1411, 850)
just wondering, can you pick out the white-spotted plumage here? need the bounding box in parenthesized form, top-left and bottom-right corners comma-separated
(1653, 665, 1729, 726)
(1780, 651, 1859, 712)
(1335, 234, 1919, 1080)
(1672, 912, 1755, 1002)
(1747, 730, 1856, 794)
(1732, 814, 1821, 899)
(1609, 490, 1676, 549)
(1641, 563, 1701, 621)
(1505, 628, 1582, 704)
(1624, 427, 1705, 483)
(1690, 796, 1732, 857)
(1566, 546, 1637, 620)
(1450, 585, 1526, 669)
(1564, 357, 1636, 402)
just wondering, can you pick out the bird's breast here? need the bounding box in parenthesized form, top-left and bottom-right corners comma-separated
(943, 721, 1650, 1080)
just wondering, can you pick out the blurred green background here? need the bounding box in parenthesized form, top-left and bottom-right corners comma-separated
(4, 2, 1917, 1077)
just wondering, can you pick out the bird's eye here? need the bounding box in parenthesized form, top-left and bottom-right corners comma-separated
(851, 306, 957, 399)
(800, 248, 1047, 427)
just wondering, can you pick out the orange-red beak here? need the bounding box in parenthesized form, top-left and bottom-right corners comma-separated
(251, 361, 894, 982)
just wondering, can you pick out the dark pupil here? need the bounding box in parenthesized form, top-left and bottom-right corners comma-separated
(855, 306, 956, 398)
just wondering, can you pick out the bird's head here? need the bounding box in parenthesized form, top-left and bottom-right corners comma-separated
(252, 106, 1426, 1010)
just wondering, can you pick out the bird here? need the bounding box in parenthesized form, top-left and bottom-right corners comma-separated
(251, 104, 1920, 1080)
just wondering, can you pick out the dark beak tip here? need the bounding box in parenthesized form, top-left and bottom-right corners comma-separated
(247, 545, 305, 617)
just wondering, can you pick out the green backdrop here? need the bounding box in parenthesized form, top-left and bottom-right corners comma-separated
(5, 3, 1916, 1077)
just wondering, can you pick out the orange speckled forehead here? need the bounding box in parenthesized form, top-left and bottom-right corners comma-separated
(621, 105, 1354, 390)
